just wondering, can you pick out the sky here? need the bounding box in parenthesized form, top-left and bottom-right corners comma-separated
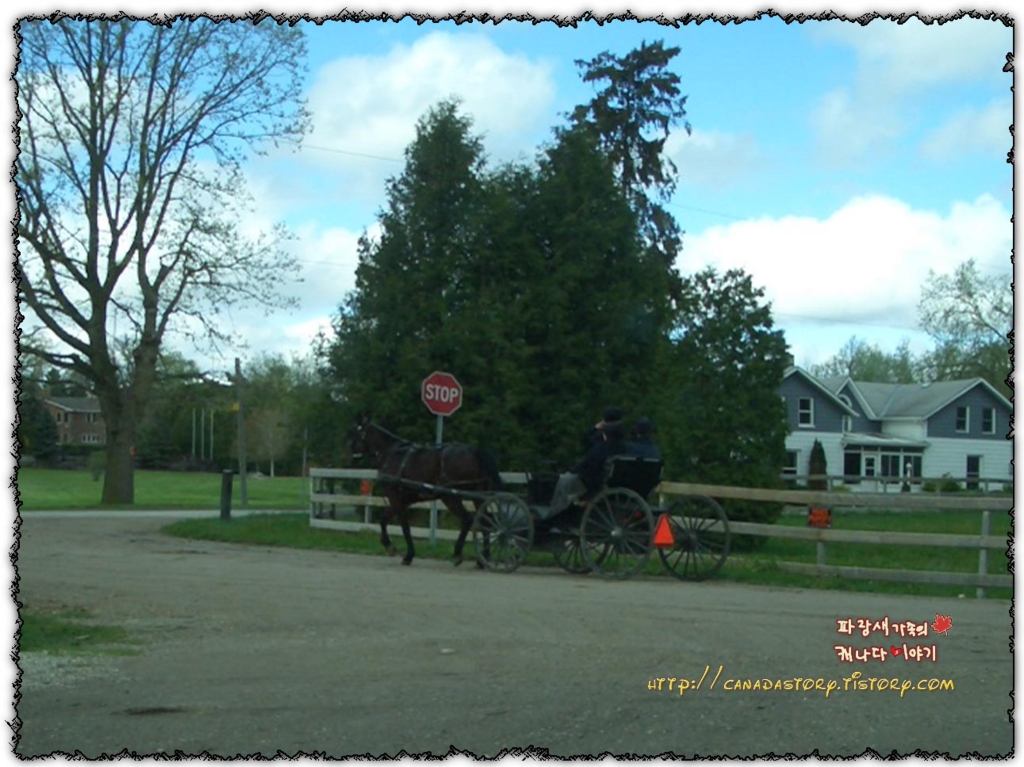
(224, 7, 1014, 377)
(3, 1, 1014, 384)
(258, 10, 1013, 376)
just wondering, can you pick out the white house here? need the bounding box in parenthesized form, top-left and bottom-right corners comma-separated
(778, 367, 1012, 492)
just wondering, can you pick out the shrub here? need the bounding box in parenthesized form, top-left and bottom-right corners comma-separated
(939, 474, 961, 493)
(808, 440, 828, 491)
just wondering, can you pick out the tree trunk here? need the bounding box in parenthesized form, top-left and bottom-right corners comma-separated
(102, 410, 136, 504)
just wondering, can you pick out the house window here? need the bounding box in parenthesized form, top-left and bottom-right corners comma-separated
(966, 455, 981, 491)
(843, 451, 861, 485)
(956, 406, 969, 433)
(881, 454, 903, 478)
(842, 415, 852, 433)
(783, 450, 798, 478)
(906, 455, 922, 482)
(864, 455, 876, 478)
(87, 413, 98, 424)
(798, 397, 814, 427)
(982, 408, 995, 435)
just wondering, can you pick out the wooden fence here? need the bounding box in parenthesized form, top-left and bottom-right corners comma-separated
(308, 469, 1011, 597)
(781, 473, 1012, 494)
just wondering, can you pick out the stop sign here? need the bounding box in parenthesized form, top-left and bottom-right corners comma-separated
(421, 371, 463, 417)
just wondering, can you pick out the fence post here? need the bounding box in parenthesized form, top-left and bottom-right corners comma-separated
(977, 510, 991, 599)
(220, 470, 234, 521)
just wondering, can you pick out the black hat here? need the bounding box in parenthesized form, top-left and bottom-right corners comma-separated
(601, 406, 623, 424)
(602, 420, 627, 440)
(634, 417, 655, 436)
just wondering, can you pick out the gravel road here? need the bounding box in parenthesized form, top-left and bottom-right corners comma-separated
(11, 512, 1014, 758)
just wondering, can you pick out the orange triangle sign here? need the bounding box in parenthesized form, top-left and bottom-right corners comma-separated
(654, 513, 675, 548)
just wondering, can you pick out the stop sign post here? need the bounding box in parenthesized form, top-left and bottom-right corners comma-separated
(421, 371, 463, 546)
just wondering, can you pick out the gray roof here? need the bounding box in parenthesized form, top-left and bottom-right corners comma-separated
(788, 368, 1011, 421)
(783, 367, 857, 416)
(841, 432, 929, 449)
(852, 379, 1003, 420)
(44, 397, 101, 413)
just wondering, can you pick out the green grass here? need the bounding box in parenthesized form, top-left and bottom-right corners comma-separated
(19, 607, 141, 656)
(162, 508, 1014, 601)
(16, 467, 309, 511)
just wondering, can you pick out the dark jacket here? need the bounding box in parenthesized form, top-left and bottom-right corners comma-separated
(626, 438, 662, 461)
(573, 434, 629, 496)
(581, 427, 603, 453)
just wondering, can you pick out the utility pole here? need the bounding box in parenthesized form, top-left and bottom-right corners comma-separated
(234, 358, 248, 508)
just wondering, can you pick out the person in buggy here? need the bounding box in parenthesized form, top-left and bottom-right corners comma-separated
(626, 417, 662, 461)
(546, 415, 629, 519)
(581, 406, 624, 453)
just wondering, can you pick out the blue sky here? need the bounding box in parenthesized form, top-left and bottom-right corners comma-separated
(3, 1, 1015, 378)
(241, 9, 1013, 374)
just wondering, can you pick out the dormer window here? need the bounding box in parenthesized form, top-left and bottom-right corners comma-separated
(798, 397, 814, 427)
(956, 406, 969, 433)
(982, 408, 995, 434)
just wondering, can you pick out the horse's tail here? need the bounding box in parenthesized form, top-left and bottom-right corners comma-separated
(475, 446, 504, 491)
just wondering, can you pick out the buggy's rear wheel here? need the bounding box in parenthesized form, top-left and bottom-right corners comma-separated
(552, 538, 608, 574)
(657, 495, 730, 581)
(471, 493, 534, 573)
(579, 488, 654, 580)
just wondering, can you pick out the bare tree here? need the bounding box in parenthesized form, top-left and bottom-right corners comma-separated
(15, 16, 311, 503)
(918, 259, 1012, 395)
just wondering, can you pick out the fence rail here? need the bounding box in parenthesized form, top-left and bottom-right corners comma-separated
(781, 473, 1010, 494)
(308, 469, 1011, 597)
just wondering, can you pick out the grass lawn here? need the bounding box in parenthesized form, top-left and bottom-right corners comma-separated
(19, 606, 142, 656)
(16, 467, 309, 511)
(163, 507, 1013, 601)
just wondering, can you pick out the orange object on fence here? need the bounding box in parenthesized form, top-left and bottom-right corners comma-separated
(807, 507, 832, 528)
(360, 480, 372, 495)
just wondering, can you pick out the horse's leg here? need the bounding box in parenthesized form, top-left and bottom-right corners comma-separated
(446, 497, 473, 566)
(399, 510, 415, 566)
(380, 505, 398, 556)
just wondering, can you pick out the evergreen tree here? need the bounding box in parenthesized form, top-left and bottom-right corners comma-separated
(570, 39, 692, 269)
(659, 267, 790, 534)
(808, 439, 828, 490)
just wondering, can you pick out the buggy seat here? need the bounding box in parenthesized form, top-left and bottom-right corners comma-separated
(602, 455, 664, 500)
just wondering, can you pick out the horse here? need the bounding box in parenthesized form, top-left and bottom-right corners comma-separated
(348, 415, 503, 567)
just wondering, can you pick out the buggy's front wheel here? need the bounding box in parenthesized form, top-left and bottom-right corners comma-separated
(471, 493, 534, 573)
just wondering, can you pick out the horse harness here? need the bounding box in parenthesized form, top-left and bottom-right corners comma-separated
(383, 440, 479, 491)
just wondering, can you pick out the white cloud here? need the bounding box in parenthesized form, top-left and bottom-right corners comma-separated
(808, 18, 1011, 163)
(810, 17, 1011, 93)
(666, 128, 765, 189)
(919, 97, 1013, 161)
(677, 193, 1012, 332)
(810, 87, 904, 165)
(301, 31, 556, 190)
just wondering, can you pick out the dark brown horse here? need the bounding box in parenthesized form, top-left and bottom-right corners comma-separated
(348, 415, 502, 566)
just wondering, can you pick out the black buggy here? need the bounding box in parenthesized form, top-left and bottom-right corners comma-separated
(469, 455, 732, 581)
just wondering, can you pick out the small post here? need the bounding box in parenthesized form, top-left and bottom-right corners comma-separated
(430, 414, 442, 547)
(235, 358, 248, 509)
(220, 469, 234, 521)
(977, 510, 991, 599)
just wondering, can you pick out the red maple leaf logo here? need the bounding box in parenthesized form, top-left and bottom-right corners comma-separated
(932, 614, 953, 636)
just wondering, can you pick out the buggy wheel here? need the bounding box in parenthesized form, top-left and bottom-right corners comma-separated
(471, 493, 534, 573)
(579, 488, 654, 580)
(658, 495, 731, 582)
(552, 538, 607, 574)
